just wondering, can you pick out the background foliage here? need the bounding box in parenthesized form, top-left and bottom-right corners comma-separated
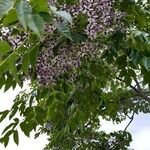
(0, 0, 150, 149)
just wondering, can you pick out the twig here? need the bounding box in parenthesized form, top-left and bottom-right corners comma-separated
(116, 77, 150, 102)
(126, 114, 132, 119)
(116, 77, 139, 93)
(134, 78, 141, 91)
(124, 112, 135, 131)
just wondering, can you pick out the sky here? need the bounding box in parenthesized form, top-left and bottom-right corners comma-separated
(0, 86, 150, 150)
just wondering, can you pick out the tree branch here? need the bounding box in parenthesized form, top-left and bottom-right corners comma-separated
(124, 112, 135, 131)
(134, 78, 142, 91)
(116, 77, 139, 93)
(116, 77, 150, 102)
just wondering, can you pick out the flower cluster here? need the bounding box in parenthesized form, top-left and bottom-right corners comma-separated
(79, 0, 114, 38)
(0, 26, 27, 49)
(49, 0, 124, 38)
(36, 0, 125, 85)
(36, 35, 100, 85)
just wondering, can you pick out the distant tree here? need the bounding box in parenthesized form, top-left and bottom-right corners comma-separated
(0, 0, 149, 149)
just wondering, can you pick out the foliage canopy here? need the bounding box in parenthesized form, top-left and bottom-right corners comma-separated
(0, 0, 150, 149)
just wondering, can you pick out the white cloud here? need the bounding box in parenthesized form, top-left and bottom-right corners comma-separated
(130, 127, 150, 150)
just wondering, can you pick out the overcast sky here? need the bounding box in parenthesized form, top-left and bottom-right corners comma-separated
(0, 86, 150, 150)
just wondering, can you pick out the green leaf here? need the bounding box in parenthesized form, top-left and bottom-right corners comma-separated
(0, 75, 5, 89)
(72, 32, 87, 43)
(3, 136, 9, 147)
(9, 107, 18, 120)
(11, 100, 22, 110)
(8, 54, 20, 85)
(20, 121, 33, 137)
(39, 12, 52, 22)
(116, 54, 127, 69)
(0, 41, 11, 55)
(62, 82, 69, 93)
(3, 130, 13, 147)
(46, 105, 54, 121)
(30, 0, 49, 13)
(4, 74, 14, 92)
(21, 52, 30, 75)
(0, 0, 15, 18)
(0, 110, 9, 123)
(0, 61, 9, 74)
(49, 5, 72, 23)
(17, 46, 28, 54)
(56, 22, 72, 40)
(3, 9, 18, 25)
(56, 11, 72, 24)
(15, 0, 32, 29)
(128, 69, 136, 79)
(13, 130, 19, 145)
(4, 130, 14, 137)
(35, 106, 46, 125)
(142, 57, 150, 71)
(13, 118, 19, 123)
(2, 123, 15, 135)
(30, 45, 39, 69)
(34, 132, 40, 139)
(27, 14, 44, 39)
(15, 4, 44, 37)
(29, 33, 39, 43)
(19, 101, 26, 116)
(20, 122, 29, 136)
(125, 74, 132, 86)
